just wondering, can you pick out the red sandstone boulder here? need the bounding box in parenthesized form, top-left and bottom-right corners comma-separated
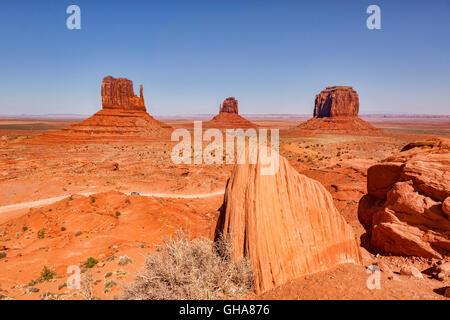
(443, 197, 450, 218)
(314, 86, 359, 118)
(358, 138, 450, 259)
(215, 148, 361, 294)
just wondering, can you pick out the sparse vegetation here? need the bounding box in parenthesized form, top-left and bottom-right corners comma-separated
(83, 257, 98, 269)
(60, 227, 66, 232)
(104, 279, 117, 290)
(118, 255, 133, 266)
(90, 196, 96, 203)
(38, 266, 56, 282)
(37, 229, 45, 239)
(0, 252, 6, 259)
(80, 271, 95, 300)
(115, 211, 121, 217)
(22, 226, 28, 232)
(122, 231, 253, 300)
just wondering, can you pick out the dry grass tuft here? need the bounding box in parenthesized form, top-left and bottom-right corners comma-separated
(122, 231, 253, 300)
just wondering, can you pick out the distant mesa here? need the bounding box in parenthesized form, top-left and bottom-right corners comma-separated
(215, 147, 361, 294)
(35, 76, 172, 142)
(204, 97, 258, 129)
(297, 86, 380, 134)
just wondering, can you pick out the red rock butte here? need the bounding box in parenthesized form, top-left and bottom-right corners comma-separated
(35, 76, 172, 143)
(101, 76, 146, 111)
(215, 147, 361, 294)
(297, 86, 380, 134)
(203, 97, 258, 129)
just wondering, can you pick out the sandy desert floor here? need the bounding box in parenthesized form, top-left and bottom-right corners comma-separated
(0, 117, 449, 300)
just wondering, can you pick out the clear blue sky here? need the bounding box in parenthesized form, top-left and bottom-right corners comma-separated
(0, 0, 449, 116)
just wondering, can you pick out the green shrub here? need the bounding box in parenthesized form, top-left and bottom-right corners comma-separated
(22, 226, 28, 232)
(0, 252, 6, 259)
(115, 211, 121, 217)
(60, 227, 66, 232)
(38, 266, 56, 282)
(83, 257, 98, 269)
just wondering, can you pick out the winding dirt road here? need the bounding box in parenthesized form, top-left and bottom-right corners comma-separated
(0, 190, 225, 215)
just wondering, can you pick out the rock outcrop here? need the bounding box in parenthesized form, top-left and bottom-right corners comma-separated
(214, 147, 361, 294)
(204, 97, 257, 129)
(101, 76, 146, 111)
(358, 138, 450, 259)
(219, 97, 239, 114)
(36, 76, 172, 142)
(314, 86, 359, 118)
(297, 86, 380, 134)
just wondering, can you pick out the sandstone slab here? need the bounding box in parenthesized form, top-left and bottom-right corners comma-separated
(215, 148, 361, 293)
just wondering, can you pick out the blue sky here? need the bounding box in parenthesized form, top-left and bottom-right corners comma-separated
(0, 0, 449, 116)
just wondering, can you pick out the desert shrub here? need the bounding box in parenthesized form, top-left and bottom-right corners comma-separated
(122, 231, 253, 300)
(80, 271, 94, 300)
(37, 229, 45, 239)
(0, 252, 6, 259)
(118, 255, 133, 266)
(60, 227, 66, 232)
(83, 257, 98, 269)
(115, 211, 121, 217)
(38, 266, 56, 282)
(22, 226, 28, 232)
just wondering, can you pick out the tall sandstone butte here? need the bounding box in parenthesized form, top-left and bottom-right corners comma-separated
(314, 86, 359, 118)
(297, 86, 379, 134)
(101, 76, 146, 111)
(215, 148, 361, 294)
(204, 97, 257, 129)
(219, 97, 239, 114)
(35, 76, 171, 142)
(358, 138, 450, 259)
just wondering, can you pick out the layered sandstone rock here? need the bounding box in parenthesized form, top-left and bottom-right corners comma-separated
(297, 86, 379, 134)
(36, 76, 171, 142)
(358, 138, 450, 259)
(314, 86, 359, 118)
(219, 97, 239, 114)
(215, 148, 361, 294)
(101, 76, 146, 111)
(204, 97, 257, 129)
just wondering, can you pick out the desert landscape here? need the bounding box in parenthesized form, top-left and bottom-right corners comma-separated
(0, 2, 449, 306)
(0, 77, 448, 300)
